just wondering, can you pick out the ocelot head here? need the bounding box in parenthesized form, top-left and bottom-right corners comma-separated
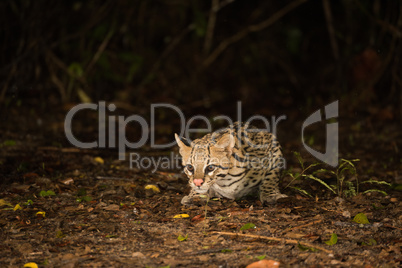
(175, 132, 234, 194)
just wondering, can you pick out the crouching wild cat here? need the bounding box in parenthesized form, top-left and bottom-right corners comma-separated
(175, 122, 287, 205)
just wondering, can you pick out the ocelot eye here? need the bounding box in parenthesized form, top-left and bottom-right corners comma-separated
(206, 165, 215, 172)
(186, 164, 194, 172)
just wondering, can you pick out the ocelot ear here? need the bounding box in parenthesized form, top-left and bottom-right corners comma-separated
(174, 133, 191, 152)
(215, 133, 235, 157)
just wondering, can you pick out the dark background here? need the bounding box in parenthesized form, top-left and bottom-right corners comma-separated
(0, 0, 401, 150)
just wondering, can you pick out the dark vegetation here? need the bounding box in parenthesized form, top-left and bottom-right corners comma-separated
(0, 0, 401, 267)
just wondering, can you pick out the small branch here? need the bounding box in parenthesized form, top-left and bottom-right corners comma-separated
(46, 48, 90, 101)
(96, 176, 132, 181)
(355, 0, 402, 38)
(46, 55, 67, 102)
(139, 0, 236, 85)
(202, 0, 309, 69)
(217, 0, 235, 10)
(86, 27, 115, 75)
(322, 0, 339, 61)
(0, 63, 17, 103)
(383, 224, 402, 232)
(139, 24, 195, 86)
(212, 231, 333, 254)
(203, 0, 220, 55)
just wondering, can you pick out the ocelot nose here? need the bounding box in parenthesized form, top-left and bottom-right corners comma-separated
(193, 179, 204, 187)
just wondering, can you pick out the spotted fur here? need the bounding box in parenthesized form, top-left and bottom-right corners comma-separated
(175, 122, 286, 205)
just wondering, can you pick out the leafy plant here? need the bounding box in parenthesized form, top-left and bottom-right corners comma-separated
(285, 153, 390, 198)
(284, 152, 334, 197)
(329, 158, 360, 197)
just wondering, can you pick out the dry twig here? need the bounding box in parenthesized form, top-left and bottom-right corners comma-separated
(287, 220, 323, 231)
(213, 231, 333, 254)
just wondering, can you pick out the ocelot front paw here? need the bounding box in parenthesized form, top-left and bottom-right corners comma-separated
(260, 193, 288, 205)
(181, 195, 193, 205)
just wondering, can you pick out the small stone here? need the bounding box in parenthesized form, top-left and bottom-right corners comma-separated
(390, 197, 398, 202)
(334, 197, 344, 203)
(132, 252, 145, 258)
(372, 222, 382, 228)
(61, 178, 74, 185)
(103, 204, 120, 211)
(342, 210, 351, 218)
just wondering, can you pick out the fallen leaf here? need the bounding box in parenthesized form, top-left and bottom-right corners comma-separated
(3, 140, 16, 146)
(240, 223, 256, 230)
(191, 214, 204, 223)
(145, 184, 160, 193)
(36, 211, 46, 218)
(94, 157, 104, 164)
(56, 230, 66, 238)
(13, 204, 22, 211)
(246, 259, 280, 268)
(39, 190, 56, 197)
(24, 263, 38, 268)
(61, 178, 74, 185)
(362, 238, 377, 246)
(25, 200, 34, 206)
(177, 234, 188, 241)
(324, 233, 338, 245)
(132, 252, 145, 258)
(173, 214, 190, 219)
(0, 199, 12, 207)
(353, 213, 370, 224)
(23, 172, 39, 179)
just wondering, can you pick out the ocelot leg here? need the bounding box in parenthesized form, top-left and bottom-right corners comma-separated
(259, 168, 287, 205)
(181, 189, 196, 205)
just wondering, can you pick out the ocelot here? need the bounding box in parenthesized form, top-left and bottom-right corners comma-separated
(175, 122, 287, 205)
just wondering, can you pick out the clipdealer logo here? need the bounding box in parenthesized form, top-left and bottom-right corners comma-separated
(64, 101, 338, 171)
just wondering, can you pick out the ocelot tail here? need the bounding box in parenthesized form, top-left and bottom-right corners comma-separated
(175, 122, 287, 205)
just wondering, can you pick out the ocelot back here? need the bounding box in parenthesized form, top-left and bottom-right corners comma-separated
(175, 122, 286, 205)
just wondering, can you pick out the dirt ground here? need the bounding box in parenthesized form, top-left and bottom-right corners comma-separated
(0, 106, 401, 268)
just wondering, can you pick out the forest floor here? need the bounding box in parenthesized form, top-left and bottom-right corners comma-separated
(0, 104, 401, 267)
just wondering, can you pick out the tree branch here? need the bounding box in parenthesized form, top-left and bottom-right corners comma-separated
(202, 0, 309, 69)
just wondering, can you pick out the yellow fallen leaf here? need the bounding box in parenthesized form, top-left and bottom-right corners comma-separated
(94, 157, 104, 164)
(36, 211, 46, 217)
(145, 185, 160, 193)
(13, 204, 22, 211)
(24, 263, 38, 268)
(173, 214, 190, 219)
(0, 199, 12, 207)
